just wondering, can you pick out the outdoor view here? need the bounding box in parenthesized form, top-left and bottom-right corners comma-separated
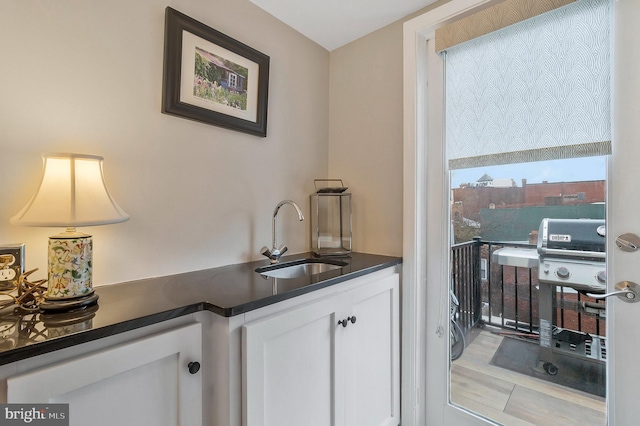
(193, 47, 248, 111)
(449, 156, 607, 425)
(450, 157, 606, 243)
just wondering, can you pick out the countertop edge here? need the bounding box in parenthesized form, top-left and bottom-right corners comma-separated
(219, 257, 402, 316)
(0, 254, 402, 366)
(0, 304, 205, 367)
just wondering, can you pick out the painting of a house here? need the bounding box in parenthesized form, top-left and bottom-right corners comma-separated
(194, 47, 248, 110)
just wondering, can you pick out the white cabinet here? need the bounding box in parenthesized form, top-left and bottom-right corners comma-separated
(347, 275, 400, 426)
(242, 272, 400, 426)
(243, 293, 348, 426)
(0, 265, 400, 426)
(7, 322, 203, 426)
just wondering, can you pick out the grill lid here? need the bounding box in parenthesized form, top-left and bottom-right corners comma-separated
(538, 218, 605, 257)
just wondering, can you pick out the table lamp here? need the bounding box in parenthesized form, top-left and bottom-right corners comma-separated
(11, 153, 129, 311)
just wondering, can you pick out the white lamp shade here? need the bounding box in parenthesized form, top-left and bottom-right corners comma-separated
(11, 153, 130, 227)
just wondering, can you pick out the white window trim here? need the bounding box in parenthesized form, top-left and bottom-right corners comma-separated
(402, 1, 498, 425)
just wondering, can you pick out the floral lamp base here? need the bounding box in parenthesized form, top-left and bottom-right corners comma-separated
(42, 229, 99, 312)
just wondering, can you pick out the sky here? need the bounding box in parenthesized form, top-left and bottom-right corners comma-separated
(450, 156, 607, 188)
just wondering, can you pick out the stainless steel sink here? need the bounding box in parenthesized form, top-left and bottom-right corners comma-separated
(256, 259, 347, 279)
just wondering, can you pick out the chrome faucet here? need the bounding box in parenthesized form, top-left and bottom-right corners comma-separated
(261, 200, 304, 263)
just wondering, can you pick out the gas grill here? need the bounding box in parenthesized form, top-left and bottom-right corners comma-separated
(537, 218, 606, 293)
(536, 218, 607, 375)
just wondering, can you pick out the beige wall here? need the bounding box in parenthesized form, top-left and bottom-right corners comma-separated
(329, 24, 403, 256)
(0, 0, 452, 286)
(0, 0, 329, 285)
(328, 0, 448, 257)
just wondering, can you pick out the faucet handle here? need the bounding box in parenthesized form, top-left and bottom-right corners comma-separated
(260, 245, 289, 263)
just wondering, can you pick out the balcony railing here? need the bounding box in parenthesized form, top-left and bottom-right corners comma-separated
(451, 237, 606, 337)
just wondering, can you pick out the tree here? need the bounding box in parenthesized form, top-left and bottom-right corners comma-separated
(194, 53, 208, 79)
(207, 63, 222, 85)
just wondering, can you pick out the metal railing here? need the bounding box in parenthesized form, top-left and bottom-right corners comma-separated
(451, 238, 606, 337)
(450, 238, 481, 332)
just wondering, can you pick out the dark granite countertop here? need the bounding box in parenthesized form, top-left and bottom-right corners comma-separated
(0, 252, 401, 366)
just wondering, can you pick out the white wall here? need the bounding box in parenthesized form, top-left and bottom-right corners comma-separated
(0, 0, 329, 285)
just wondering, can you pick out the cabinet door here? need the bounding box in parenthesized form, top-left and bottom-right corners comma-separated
(243, 294, 349, 426)
(346, 273, 400, 426)
(8, 323, 202, 426)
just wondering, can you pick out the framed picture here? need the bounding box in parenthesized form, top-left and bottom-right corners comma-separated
(162, 7, 270, 137)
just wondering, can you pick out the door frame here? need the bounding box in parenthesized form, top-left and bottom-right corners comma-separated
(401, 0, 623, 425)
(402, 1, 495, 424)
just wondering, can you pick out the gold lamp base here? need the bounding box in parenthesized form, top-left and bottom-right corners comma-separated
(39, 292, 99, 312)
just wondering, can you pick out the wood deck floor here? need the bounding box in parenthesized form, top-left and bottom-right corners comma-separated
(450, 330, 606, 425)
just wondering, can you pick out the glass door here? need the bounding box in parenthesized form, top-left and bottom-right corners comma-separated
(399, 0, 640, 425)
(442, 2, 612, 423)
(448, 158, 607, 425)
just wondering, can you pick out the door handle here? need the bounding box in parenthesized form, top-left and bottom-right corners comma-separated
(616, 233, 640, 252)
(587, 281, 639, 303)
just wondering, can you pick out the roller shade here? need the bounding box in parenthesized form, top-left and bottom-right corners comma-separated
(435, 0, 578, 53)
(443, 0, 611, 170)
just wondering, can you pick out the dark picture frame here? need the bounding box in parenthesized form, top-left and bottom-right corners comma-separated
(162, 7, 270, 137)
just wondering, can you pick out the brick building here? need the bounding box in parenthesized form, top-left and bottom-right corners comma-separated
(452, 178, 606, 242)
(452, 178, 605, 222)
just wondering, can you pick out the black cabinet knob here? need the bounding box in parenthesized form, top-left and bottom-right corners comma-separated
(338, 316, 357, 327)
(188, 361, 201, 374)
